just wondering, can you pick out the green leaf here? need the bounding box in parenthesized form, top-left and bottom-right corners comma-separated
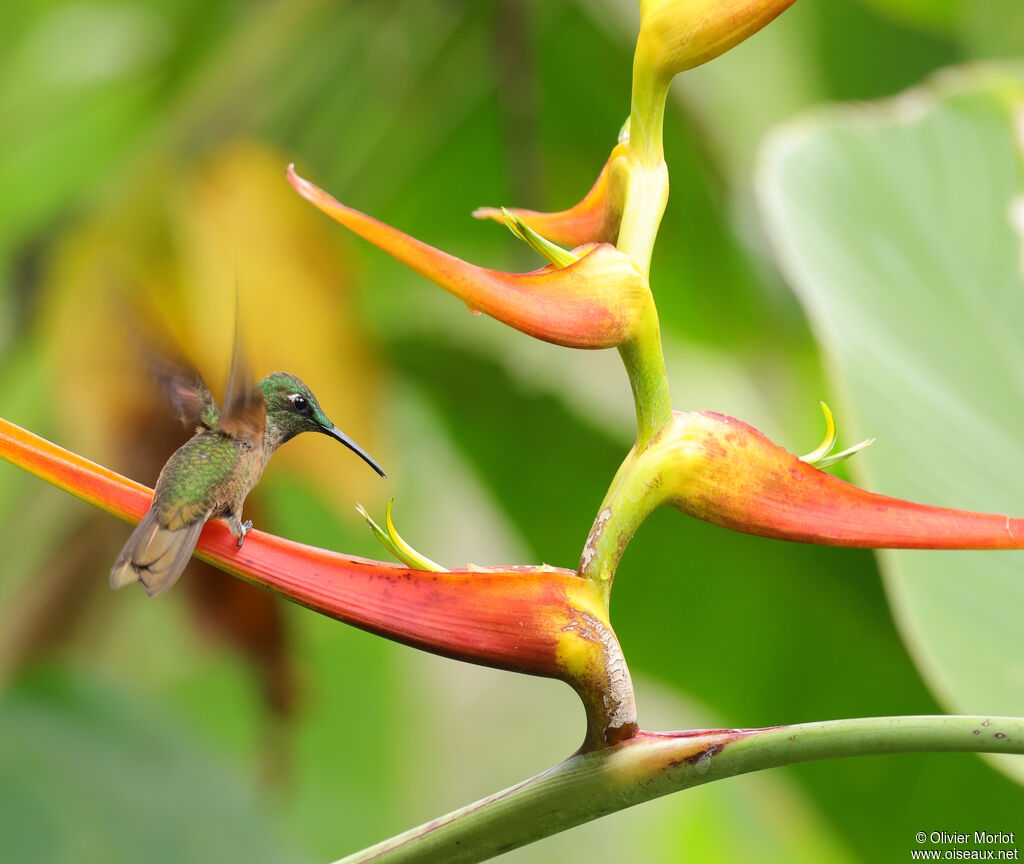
(758, 64, 1024, 782)
(0, 666, 309, 864)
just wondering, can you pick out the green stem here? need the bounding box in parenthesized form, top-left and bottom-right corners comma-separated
(578, 407, 672, 598)
(578, 444, 657, 600)
(336, 715, 1024, 864)
(629, 61, 669, 169)
(615, 159, 669, 278)
(614, 36, 672, 442)
(617, 56, 670, 276)
(617, 324, 671, 451)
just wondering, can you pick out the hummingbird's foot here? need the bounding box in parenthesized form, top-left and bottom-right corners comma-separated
(236, 520, 252, 548)
(228, 515, 253, 548)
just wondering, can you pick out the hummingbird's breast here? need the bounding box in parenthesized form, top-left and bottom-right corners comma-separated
(151, 429, 271, 528)
(237, 436, 273, 497)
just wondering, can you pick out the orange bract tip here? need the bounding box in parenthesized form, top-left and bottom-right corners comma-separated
(473, 141, 629, 247)
(287, 165, 653, 350)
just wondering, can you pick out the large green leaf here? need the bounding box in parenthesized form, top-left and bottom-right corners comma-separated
(758, 65, 1024, 781)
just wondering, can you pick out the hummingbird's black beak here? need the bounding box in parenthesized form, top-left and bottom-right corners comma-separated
(324, 425, 386, 478)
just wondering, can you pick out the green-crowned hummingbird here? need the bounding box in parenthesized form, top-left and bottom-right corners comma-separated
(111, 332, 384, 597)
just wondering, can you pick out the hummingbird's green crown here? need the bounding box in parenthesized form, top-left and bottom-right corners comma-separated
(258, 371, 331, 443)
(257, 371, 385, 476)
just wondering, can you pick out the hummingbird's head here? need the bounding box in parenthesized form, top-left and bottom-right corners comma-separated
(259, 372, 385, 477)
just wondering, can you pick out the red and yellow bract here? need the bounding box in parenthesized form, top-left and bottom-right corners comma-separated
(0, 416, 634, 749)
(673, 410, 1024, 548)
(287, 166, 653, 351)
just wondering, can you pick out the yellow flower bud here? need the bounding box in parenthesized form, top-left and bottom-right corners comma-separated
(637, 0, 796, 80)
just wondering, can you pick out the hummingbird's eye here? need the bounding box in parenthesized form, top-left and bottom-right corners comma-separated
(290, 394, 310, 415)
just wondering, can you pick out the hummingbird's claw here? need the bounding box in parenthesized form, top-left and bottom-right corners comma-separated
(228, 515, 253, 548)
(236, 519, 253, 548)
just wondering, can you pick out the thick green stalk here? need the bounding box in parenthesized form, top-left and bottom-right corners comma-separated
(617, 44, 670, 276)
(628, 60, 669, 169)
(615, 157, 669, 277)
(577, 439, 659, 601)
(336, 716, 1024, 864)
(615, 32, 672, 446)
(617, 312, 672, 450)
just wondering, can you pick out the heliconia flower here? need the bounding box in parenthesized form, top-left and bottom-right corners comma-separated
(0, 416, 637, 749)
(636, 0, 798, 83)
(287, 165, 654, 351)
(582, 409, 1024, 586)
(671, 411, 1024, 546)
(670, 410, 1023, 547)
(473, 140, 631, 248)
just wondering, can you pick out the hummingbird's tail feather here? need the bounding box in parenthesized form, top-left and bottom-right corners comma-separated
(110, 508, 204, 597)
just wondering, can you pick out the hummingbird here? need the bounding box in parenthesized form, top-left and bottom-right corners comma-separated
(110, 331, 384, 598)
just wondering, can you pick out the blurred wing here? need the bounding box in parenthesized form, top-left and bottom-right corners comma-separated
(126, 298, 221, 429)
(218, 300, 266, 442)
(149, 352, 221, 430)
(218, 384, 265, 442)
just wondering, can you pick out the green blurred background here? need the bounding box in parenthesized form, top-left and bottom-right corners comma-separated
(1, 1, 1022, 861)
